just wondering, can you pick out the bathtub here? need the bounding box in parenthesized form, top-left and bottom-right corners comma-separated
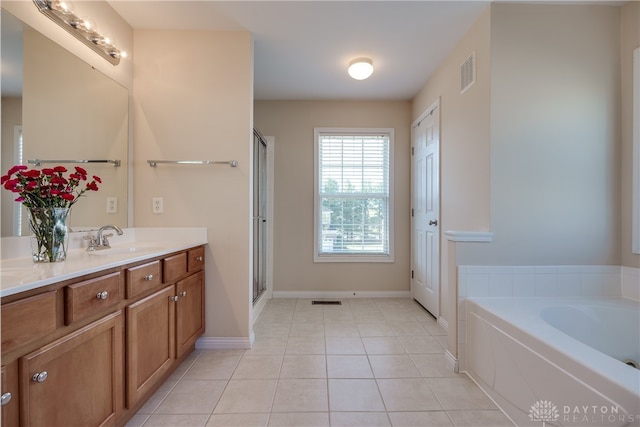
(465, 297, 640, 427)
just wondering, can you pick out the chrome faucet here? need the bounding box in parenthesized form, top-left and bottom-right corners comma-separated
(86, 225, 123, 251)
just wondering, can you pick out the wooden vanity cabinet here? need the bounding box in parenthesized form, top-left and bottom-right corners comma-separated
(1, 362, 19, 427)
(125, 285, 176, 407)
(0, 245, 205, 427)
(176, 270, 205, 358)
(19, 311, 123, 427)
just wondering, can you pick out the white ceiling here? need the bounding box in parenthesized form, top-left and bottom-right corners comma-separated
(107, 1, 489, 100)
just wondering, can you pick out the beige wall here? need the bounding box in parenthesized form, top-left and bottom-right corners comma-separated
(133, 30, 253, 339)
(621, 1, 640, 268)
(412, 6, 491, 324)
(254, 100, 411, 294)
(461, 3, 622, 266)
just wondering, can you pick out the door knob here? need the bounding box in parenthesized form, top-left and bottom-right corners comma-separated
(32, 371, 48, 383)
(429, 219, 438, 226)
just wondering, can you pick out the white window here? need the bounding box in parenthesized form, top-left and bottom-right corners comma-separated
(314, 128, 394, 262)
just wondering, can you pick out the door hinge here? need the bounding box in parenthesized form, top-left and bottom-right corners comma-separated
(411, 270, 414, 279)
(411, 147, 414, 156)
(411, 208, 414, 217)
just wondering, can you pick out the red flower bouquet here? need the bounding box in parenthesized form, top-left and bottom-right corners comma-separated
(1, 165, 101, 262)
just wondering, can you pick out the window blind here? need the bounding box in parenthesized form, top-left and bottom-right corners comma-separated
(317, 132, 390, 256)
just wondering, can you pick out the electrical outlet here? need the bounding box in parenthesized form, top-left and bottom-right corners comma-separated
(152, 197, 163, 214)
(106, 197, 118, 214)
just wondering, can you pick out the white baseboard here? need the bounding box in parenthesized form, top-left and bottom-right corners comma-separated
(196, 333, 254, 350)
(445, 350, 459, 373)
(271, 290, 411, 299)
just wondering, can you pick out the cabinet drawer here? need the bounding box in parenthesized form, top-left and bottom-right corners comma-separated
(126, 261, 162, 298)
(65, 272, 121, 325)
(163, 252, 187, 283)
(1, 291, 57, 353)
(187, 247, 205, 272)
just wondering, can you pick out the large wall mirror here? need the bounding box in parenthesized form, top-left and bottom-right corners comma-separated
(1, 8, 128, 237)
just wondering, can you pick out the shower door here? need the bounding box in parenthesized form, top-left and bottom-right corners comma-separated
(253, 130, 268, 303)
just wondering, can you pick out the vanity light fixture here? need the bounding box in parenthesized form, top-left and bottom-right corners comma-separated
(348, 57, 374, 80)
(32, 0, 127, 65)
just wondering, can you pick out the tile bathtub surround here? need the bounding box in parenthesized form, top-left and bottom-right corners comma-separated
(126, 298, 514, 427)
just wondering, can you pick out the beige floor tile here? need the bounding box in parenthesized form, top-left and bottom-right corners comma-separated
(293, 310, 325, 322)
(289, 322, 325, 337)
(286, 336, 326, 354)
(377, 379, 442, 412)
(154, 380, 226, 414)
(397, 335, 444, 354)
(326, 355, 373, 378)
(206, 413, 269, 426)
(124, 414, 149, 427)
(255, 323, 292, 338)
(381, 312, 416, 323)
(268, 412, 330, 426)
(213, 380, 277, 413)
(136, 379, 178, 414)
(330, 412, 391, 426)
(325, 336, 366, 355)
(357, 322, 396, 337)
(324, 321, 360, 337)
(388, 321, 430, 336)
(183, 354, 241, 380)
(446, 409, 515, 426)
(232, 355, 283, 379)
(322, 308, 354, 322)
(369, 355, 421, 378)
(423, 323, 447, 336)
(328, 379, 385, 411)
(352, 310, 385, 322)
(410, 354, 461, 378)
(246, 336, 288, 355)
(387, 411, 454, 426)
(143, 414, 209, 426)
(362, 337, 407, 354)
(426, 378, 497, 410)
(280, 355, 327, 378)
(272, 379, 329, 412)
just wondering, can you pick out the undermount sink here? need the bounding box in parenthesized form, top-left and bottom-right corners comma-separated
(87, 243, 164, 256)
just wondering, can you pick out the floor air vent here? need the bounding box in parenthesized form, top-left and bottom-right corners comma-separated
(312, 300, 342, 305)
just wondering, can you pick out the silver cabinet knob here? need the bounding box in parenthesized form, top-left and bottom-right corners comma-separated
(170, 296, 179, 302)
(32, 371, 48, 383)
(180, 291, 187, 297)
(196, 256, 203, 262)
(96, 291, 109, 300)
(428, 219, 438, 226)
(1, 392, 12, 406)
(144, 274, 154, 281)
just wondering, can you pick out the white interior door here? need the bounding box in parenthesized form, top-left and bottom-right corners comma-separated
(411, 101, 440, 317)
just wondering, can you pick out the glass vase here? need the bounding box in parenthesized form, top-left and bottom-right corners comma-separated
(28, 207, 71, 262)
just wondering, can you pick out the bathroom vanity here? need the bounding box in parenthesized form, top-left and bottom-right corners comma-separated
(0, 228, 207, 426)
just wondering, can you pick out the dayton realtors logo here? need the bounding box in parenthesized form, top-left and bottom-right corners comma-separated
(529, 400, 638, 426)
(529, 400, 560, 426)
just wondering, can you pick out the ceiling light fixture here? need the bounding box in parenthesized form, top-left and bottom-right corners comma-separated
(348, 57, 374, 80)
(32, 0, 127, 65)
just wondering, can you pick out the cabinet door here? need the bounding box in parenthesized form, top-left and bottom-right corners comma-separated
(19, 311, 123, 427)
(176, 271, 205, 358)
(1, 362, 19, 427)
(126, 285, 175, 408)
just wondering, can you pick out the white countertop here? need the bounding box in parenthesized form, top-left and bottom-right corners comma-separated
(0, 227, 208, 298)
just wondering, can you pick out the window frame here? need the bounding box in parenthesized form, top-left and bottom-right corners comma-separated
(633, 47, 639, 254)
(313, 127, 395, 263)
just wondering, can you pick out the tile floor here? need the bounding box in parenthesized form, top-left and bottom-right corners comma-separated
(126, 298, 515, 426)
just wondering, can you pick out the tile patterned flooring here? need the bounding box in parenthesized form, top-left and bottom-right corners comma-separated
(126, 298, 514, 426)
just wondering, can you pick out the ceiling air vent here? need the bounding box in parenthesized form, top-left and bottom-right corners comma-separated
(460, 51, 476, 94)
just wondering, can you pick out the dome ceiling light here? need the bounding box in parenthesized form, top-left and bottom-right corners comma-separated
(348, 57, 374, 80)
